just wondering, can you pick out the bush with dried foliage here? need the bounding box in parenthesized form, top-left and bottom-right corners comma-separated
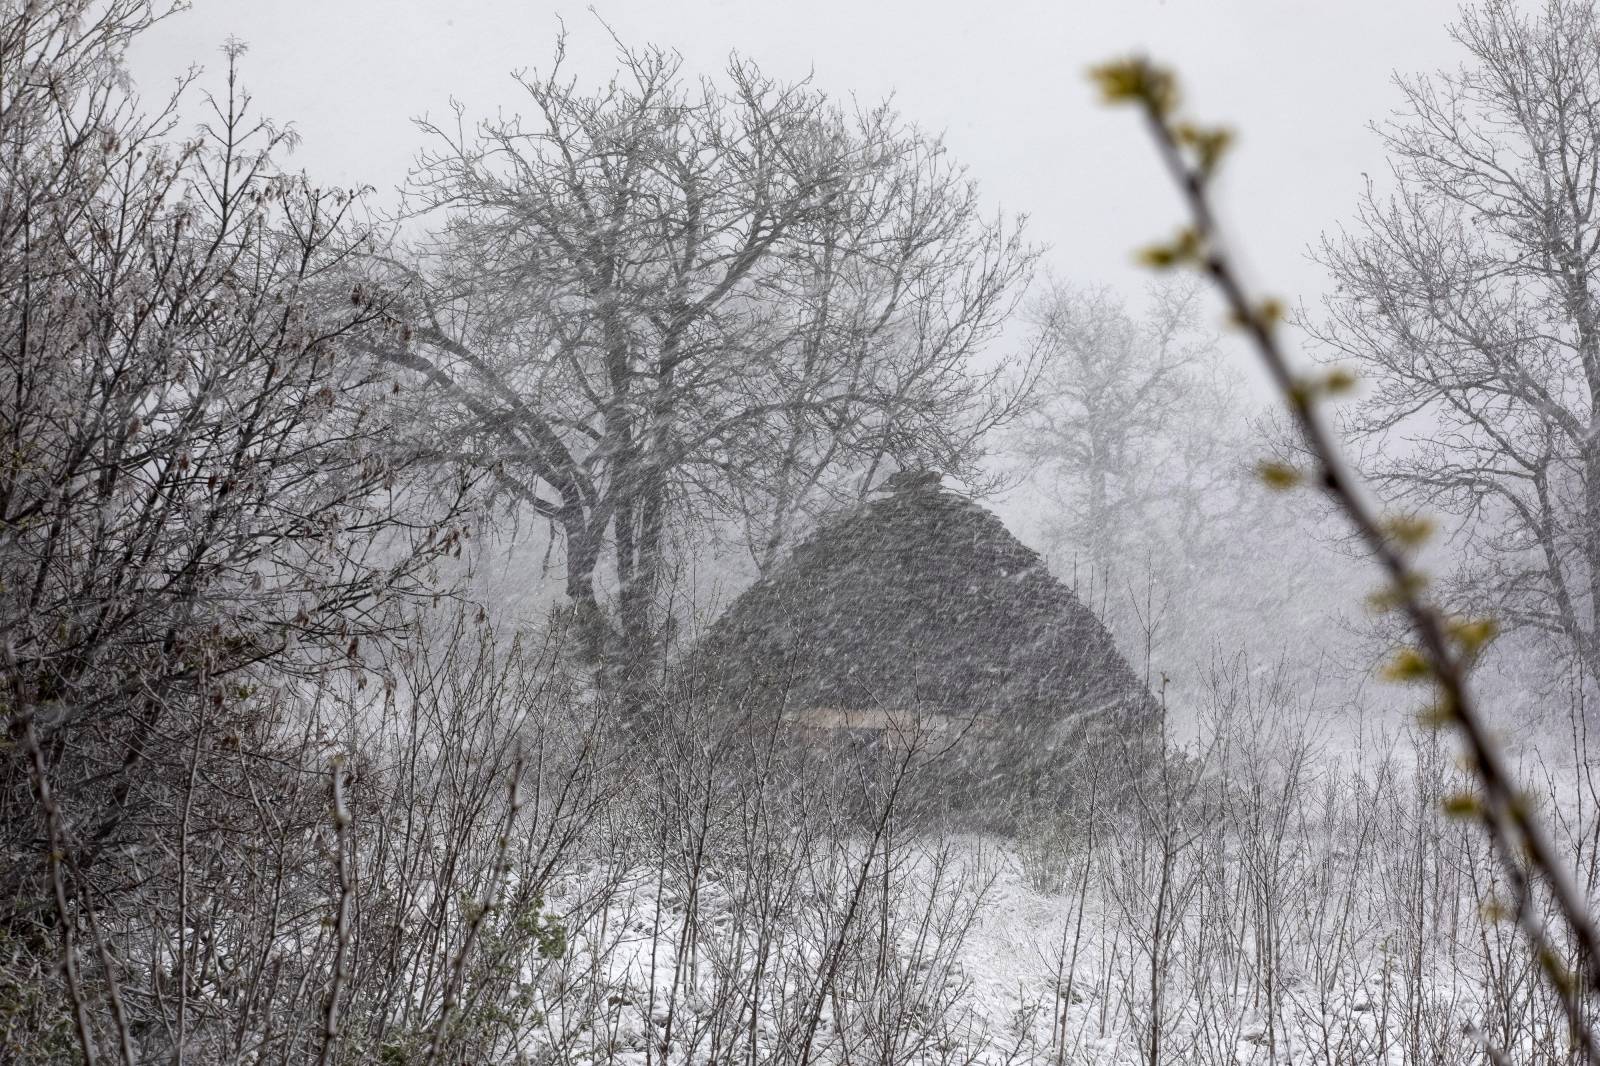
(0, 1, 479, 1056)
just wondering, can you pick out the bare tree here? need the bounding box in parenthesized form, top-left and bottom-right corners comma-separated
(1022, 280, 1220, 577)
(1092, 37, 1600, 1061)
(0, 4, 477, 1051)
(1017, 279, 1327, 675)
(1312, 0, 1600, 679)
(392, 35, 1037, 690)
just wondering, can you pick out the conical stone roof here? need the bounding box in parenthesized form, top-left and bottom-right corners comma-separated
(694, 479, 1157, 747)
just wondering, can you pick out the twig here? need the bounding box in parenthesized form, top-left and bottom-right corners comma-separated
(317, 757, 355, 1066)
(14, 696, 135, 1066)
(421, 749, 526, 1066)
(1092, 55, 1600, 1063)
(6, 638, 102, 1065)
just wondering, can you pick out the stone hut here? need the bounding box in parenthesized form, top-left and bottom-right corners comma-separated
(691, 473, 1159, 818)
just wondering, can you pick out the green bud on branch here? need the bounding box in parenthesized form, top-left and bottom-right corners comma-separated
(1089, 57, 1179, 117)
(1381, 647, 1432, 683)
(1255, 461, 1303, 490)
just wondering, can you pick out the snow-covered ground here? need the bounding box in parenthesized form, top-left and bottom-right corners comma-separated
(504, 807, 1574, 1065)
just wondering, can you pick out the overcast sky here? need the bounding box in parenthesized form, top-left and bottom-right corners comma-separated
(127, 0, 1464, 362)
